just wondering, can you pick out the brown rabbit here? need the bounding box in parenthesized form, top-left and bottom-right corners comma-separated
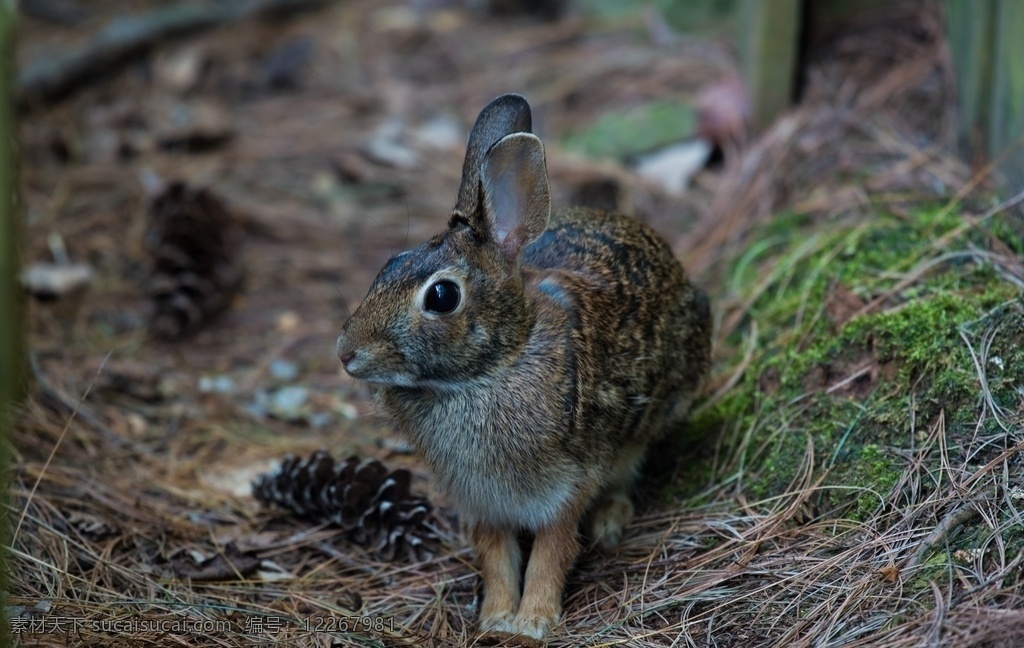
(336, 94, 711, 641)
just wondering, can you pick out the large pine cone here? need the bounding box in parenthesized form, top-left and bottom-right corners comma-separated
(252, 451, 438, 562)
(146, 181, 244, 340)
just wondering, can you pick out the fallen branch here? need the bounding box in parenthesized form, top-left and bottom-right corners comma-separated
(18, 0, 335, 104)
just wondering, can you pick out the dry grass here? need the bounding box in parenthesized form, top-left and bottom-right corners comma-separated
(8, 0, 1024, 646)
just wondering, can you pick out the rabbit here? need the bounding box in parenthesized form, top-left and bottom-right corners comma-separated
(336, 93, 712, 641)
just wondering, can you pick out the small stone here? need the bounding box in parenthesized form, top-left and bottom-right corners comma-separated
(276, 310, 302, 332)
(268, 386, 309, 422)
(198, 375, 235, 394)
(269, 359, 299, 382)
(309, 412, 333, 428)
(126, 413, 148, 436)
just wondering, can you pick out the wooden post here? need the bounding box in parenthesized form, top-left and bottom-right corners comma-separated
(990, 0, 1024, 189)
(737, 0, 914, 131)
(944, 0, 1024, 189)
(736, 0, 802, 130)
(0, 0, 21, 639)
(943, 1, 996, 168)
(0, 0, 21, 406)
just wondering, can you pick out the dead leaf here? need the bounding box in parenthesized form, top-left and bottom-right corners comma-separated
(825, 280, 868, 329)
(170, 543, 260, 581)
(68, 511, 119, 539)
(633, 139, 713, 196)
(149, 97, 234, 152)
(154, 47, 206, 94)
(20, 262, 93, 300)
(879, 563, 900, 582)
(758, 366, 782, 396)
(89, 358, 167, 402)
(696, 76, 749, 150)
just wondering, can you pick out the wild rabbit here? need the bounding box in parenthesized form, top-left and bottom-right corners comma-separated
(336, 94, 712, 641)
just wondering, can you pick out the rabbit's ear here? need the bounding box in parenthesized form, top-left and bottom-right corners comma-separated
(453, 94, 532, 217)
(481, 132, 550, 260)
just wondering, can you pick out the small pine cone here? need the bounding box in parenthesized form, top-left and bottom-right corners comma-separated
(253, 451, 439, 562)
(145, 181, 244, 340)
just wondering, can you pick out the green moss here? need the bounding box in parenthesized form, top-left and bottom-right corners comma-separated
(985, 212, 1024, 256)
(829, 443, 899, 520)
(676, 207, 1024, 521)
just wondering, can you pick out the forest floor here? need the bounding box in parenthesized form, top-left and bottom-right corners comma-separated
(8, 0, 1024, 646)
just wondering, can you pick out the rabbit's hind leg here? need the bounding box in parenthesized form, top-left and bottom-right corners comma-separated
(587, 444, 645, 549)
(588, 490, 635, 549)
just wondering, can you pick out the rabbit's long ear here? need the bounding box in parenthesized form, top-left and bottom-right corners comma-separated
(452, 94, 532, 219)
(480, 132, 550, 261)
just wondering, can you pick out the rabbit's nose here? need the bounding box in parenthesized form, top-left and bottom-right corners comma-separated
(336, 334, 357, 366)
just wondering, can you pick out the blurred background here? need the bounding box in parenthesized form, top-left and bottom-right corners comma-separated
(4, 0, 1024, 646)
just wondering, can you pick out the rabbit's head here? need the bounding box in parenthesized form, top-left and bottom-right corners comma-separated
(336, 95, 551, 389)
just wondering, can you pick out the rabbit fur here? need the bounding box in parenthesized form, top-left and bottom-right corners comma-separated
(336, 94, 712, 641)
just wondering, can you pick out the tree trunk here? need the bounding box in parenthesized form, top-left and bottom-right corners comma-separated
(0, 0, 24, 638)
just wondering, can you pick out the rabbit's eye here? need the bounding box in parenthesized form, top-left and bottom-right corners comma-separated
(424, 280, 460, 314)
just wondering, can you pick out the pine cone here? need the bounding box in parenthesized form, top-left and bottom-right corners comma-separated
(253, 451, 438, 562)
(145, 181, 244, 340)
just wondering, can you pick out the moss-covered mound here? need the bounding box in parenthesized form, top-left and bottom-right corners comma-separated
(691, 203, 1024, 534)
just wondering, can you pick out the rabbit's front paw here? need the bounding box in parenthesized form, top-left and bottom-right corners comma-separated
(480, 611, 548, 648)
(589, 491, 634, 549)
(511, 610, 559, 640)
(479, 609, 517, 635)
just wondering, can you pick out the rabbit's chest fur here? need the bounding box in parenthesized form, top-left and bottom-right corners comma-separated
(378, 310, 591, 529)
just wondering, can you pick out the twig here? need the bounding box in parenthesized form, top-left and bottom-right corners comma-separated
(29, 352, 109, 432)
(13, 353, 110, 545)
(905, 499, 983, 571)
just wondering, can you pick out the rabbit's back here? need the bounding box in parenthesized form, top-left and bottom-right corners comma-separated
(522, 208, 711, 449)
(524, 208, 681, 289)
